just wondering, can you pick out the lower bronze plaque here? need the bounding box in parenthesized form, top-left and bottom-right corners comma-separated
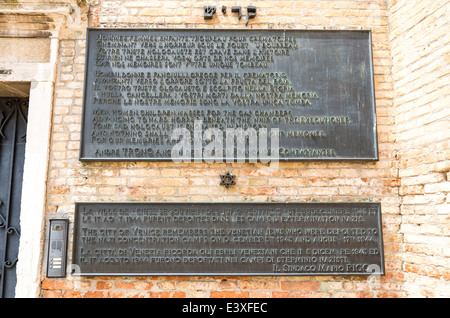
(72, 202, 384, 276)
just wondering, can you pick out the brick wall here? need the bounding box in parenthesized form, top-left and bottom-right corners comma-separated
(387, 0, 450, 297)
(39, 0, 447, 298)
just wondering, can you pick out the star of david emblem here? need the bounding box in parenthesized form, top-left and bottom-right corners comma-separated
(220, 171, 236, 188)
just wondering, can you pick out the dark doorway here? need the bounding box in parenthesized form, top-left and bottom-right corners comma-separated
(0, 89, 29, 297)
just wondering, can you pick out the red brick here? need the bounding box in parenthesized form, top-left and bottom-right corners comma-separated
(133, 282, 153, 290)
(107, 291, 125, 297)
(441, 270, 450, 281)
(400, 185, 424, 195)
(308, 178, 328, 186)
(356, 291, 374, 298)
(42, 279, 73, 290)
(219, 280, 239, 289)
(282, 169, 299, 177)
(83, 291, 105, 298)
(42, 290, 62, 298)
(272, 291, 289, 298)
(115, 281, 138, 289)
(251, 291, 272, 298)
(239, 187, 277, 195)
(177, 281, 218, 290)
(333, 291, 360, 298)
(281, 281, 319, 291)
(41, 279, 55, 290)
(118, 186, 157, 196)
(273, 291, 313, 298)
(377, 292, 403, 298)
(63, 291, 82, 298)
(384, 271, 405, 282)
(211, 291, 250, 298)
(147, 291, 172, 298)
(404, 263, 441, 279)
(241, 169, 280, 177)
(384, 179, 401, 187)
(240, 280, 279, 290)
(96, 281, 113, 290)
(49, 186, 70, 194)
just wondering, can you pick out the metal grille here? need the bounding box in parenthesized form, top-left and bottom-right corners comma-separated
(0, 97, 28, 298)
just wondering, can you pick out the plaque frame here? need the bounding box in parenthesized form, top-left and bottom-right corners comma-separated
(72, 201, 385, 277)
(79, 28, 379, 162)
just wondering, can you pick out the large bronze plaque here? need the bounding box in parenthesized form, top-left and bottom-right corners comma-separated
(80, 29, 378, 161)
(72, 202, 384, 276)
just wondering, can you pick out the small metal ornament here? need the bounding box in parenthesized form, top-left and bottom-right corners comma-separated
(246, 6, 257, 25)
(231, 6, 241, 20)
(204, 6, 216, 19)
(220, 171, 236, 188)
